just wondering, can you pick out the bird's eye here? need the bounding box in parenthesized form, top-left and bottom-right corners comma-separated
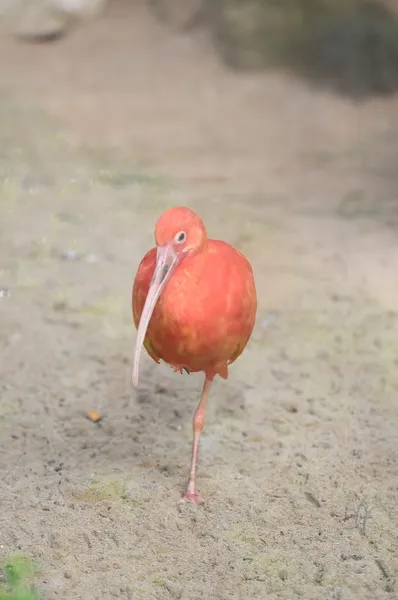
(175, 231, 186, 244)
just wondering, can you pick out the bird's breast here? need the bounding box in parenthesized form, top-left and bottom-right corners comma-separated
(152, 241, 256, 365)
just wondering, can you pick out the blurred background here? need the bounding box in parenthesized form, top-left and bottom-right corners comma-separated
(0, 1, 397, 599)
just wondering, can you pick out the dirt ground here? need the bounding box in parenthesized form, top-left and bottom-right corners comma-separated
(0, 1, 398, 599)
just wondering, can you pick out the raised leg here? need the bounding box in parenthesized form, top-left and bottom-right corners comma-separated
(182, 376, 212, 504)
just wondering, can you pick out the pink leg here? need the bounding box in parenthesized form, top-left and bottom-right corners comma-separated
(182, 376, 212, 504)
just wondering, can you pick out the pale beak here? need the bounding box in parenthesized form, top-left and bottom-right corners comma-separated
(132, 244, 179, 387)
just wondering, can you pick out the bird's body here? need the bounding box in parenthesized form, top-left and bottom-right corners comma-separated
(133, 239, 256, 380)
(132, 206, 257, 503)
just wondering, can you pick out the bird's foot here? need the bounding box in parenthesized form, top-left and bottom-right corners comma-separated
(179, 490, 202, 505)
(172, 364, 190, 375)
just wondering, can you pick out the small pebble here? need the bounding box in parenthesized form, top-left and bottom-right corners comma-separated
(87, 410, 102, 423)
(61, 249, 79, 261)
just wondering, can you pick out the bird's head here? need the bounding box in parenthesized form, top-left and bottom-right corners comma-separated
(132, 207, 207, 386)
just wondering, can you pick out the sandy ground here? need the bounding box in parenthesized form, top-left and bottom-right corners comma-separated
(0, 1, 398, 599)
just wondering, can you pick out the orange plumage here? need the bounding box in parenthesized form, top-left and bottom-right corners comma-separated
(132, 206, 257, 503)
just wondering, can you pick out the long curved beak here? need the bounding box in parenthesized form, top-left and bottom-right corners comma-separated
(132, 244, 179, 387)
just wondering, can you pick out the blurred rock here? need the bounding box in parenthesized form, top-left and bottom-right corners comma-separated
(386, 0, 398, 16)
(207, 0, 305, 69)
(0, 0, 107, 41)
(207, 0, 367, 70)
(296, 2, 398, 99)
(206, 0, 398, 99)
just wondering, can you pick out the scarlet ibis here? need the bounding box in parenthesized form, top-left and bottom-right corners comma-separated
(132, 206, 257, 503)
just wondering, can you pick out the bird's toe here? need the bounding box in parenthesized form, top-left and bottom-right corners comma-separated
(179, 491, 202, 505)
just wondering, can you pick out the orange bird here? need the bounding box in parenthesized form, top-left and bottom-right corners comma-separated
(132, 206, 257, 503)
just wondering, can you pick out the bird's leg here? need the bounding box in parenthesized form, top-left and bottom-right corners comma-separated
(182, 376, 212, 504)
